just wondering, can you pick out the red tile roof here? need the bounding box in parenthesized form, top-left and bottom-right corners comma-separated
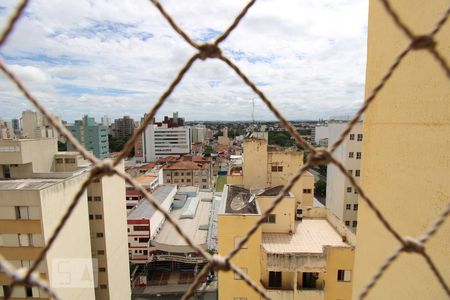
(163, 161, 209, 170)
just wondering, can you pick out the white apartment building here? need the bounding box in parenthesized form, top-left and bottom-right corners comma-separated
(0, 139, 130, 299)
(142, 124, 191, 162)
(326, 121, 363, 232)
(311, 125, 328, 145)
(191, 125, 206, 144)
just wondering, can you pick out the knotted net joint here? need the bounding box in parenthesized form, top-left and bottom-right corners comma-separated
(211, 254, 230, 271)
(198, 43, 222, 60)
(402, 237, 424, 253)
(91, 161, 116, 178)
(308, 148, 332, 166)
(411, 35, 435, 50)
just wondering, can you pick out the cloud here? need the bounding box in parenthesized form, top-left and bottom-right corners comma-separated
(0, 0, 369, 121)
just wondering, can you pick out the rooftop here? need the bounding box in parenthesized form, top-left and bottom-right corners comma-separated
(262, 219, 350, 254)
(163, 161, 208, 170)
(133, 175, 158, 184)
(127, 185, 176, 220)
(221, 185, 259, 215)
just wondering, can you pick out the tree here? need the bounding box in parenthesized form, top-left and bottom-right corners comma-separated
(317, 165, 327, 177)
(203, 145, 214, 157)
(314, 179, 327, 198)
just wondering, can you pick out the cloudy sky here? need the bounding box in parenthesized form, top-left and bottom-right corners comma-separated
(0, 0, 368, 122)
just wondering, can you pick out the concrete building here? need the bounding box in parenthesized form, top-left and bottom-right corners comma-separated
(11, 119, 20, 136)
(162, 156, 212, 189)
(142, 124, 191, 162)
(191, 125, 207, 144)
(352, 1, 450, 299)
(0, 120, 15, 140)
(21, 110, 58, 139)
(0, 138, 130, 299)
(66, 115, 109, 159)
(218, 185, 355, 300)
(133, 127, 144, 162)
(101, 115, 111, 127)
(217, 127, 230, 146)
(113, 116, 135, 139)
(312, 125, 328, 146)
(326, 121, 363, 232)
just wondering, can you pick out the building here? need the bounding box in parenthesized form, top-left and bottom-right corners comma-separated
(0, 138, 130, 299)
(191, 124, 207, 144)
(113, 116, 135, 139)
(127, 185, 177, 264)
(125, 174, 159, 211)
(11, 119, 20, 136)
(141, 114, 191, 162)
(0, 120, 15, 140)
(66, 115, 109, 159)
(312, 125, 328, 146)
(325, 121, 363, 232)
(21, 110, 58, 139)
(352, 1, 450, 299)
(217, 127, 230, 146)
(227, 138, 315, 209)
(218, 185, 355, 300)
(101, 115, 111, 127)
(133, 127, 144, 161)
(162, 155, 213, 189)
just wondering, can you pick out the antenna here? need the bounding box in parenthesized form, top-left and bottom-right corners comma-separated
(251, 98, 255, 123)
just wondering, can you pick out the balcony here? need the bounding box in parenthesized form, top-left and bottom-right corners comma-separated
(296, 288, 324, 300)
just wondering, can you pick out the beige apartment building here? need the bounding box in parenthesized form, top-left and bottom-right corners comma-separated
(326, 121, 363, 232)
(162, 156, 213, 189)
(352, 1, 450, 299)
(218, 185, 356, 300)
(21, 110, 58, 139)
(0, 138, 130, 300)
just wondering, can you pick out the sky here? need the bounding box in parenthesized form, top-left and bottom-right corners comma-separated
(0, 0, 369, 122)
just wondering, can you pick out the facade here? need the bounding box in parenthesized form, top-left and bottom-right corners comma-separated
(113, 116, 135, 139)
(352, 1, 450, 299)
(133, 127, 144, 161)
(0, 139, 130, 299)
(0, 120, 15, 140)
(162, 156, 212, 189)
(101, 115, 111, 127)
(217, 127, 230, 146)
(21, 110, 58, 139)
(191, 124, 207, 144)
(325, 122, 362, 232)
(218, 185, 355, 300)
(142, 124, 191, 162)
(66, 115, 109, 159)
(311, 125, 328, 145)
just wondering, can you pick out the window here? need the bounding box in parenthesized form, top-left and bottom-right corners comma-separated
(353, 221, 358, 228)
(186, 179, 191, 183)
(271, 166, 283, 172)
(271, 166, 277, 172)
(95, 214, 102, 220)
(277, 166, 283, 172)
(348, 170, 352, 175)
(99, 267, 106, 272)
(18, 234, 33, 247)
(303, 189, 312, 194)
(174, 172, 179, 176)
(202, 179, 207, 182)
(64, 158, 76, 164)
(100, 284, 107, 289)
(234, 268, 248, 280)
(355, 170, 360, 177)
(234, 236, 248, 249)
(25, 287, 33, 297)
(356, 152, 361, 159)
(186, 172, 191, 175)
(269, 271, 282, 288)
(357, 134, 363, 141)
(96, 233, 104, 238)
(349, 134, 355, 140)
(262, 214, 276, 223)
(354, 189, 358, 194)
(348, 152, 354, 158)
(181, 179, 184, 183)
(354, 204, 358, 211)
(134, 226, 149, 231)
(94, 197, 101, 202)
(89, 214, 93, 220)
(2, 165, 10, 178)
(138, 238, 149, 243)
(15, 206, 29, 220)
(345, 221, 350, 226)
(97, 250, 105, 255)
(337, 270, 352, 282)
(87, 196, 92, 202)
(56, 158, 63, 164)
(347, 187, 352, 193)
(346, 204, 351, 210)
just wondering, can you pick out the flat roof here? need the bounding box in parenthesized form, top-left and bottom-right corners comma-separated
(262, 219, 350, 254)
(127, 185, 176, 219)
(0, 178, 63, 190)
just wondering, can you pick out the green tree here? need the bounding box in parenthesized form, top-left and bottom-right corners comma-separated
(314, 179, 327, 198)
(203, 145, 214, 157)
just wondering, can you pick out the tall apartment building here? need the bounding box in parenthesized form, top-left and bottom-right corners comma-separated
(66, 115, 109, 159)
(0, 138, 130, 299)
(101, 115, 111, 127)
(352, 1, 449, 299)
(0, 120, 15, 140)
(326, 121, 363, 232)
(113, 116, 135, 139)
(21, 110, 58, 139)
(311, 125, 328, 146)
(141, 123, 191, 162)
(218, 185, 356, 300)
(191, 124, 206, 144)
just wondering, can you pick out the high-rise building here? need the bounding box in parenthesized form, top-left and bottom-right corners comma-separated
(11, 119, 20, 136)
(311, 125, 328, 146)
(326, 121, 363, 232)
(100, 115, 111, 127)
(21, 110, 58, 139)
(66, 115, 109, 159)
(0, 120, 15, 140)
(191, 125, 206, 144)
(0, 138, 130, 299)
(113, 116, 135, 139)
(352, 1, 449, 299)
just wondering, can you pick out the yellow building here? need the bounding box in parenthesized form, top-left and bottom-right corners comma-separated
(352, 1, 450, 299)
(218, 185, 356, 300)
(0, 139, 130, 299)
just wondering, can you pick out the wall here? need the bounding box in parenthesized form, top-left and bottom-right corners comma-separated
(258, 196, 295, 233)
(324, 247, 354, 300)
(243, 139, 268, 190)
(352, 1, 450, 299)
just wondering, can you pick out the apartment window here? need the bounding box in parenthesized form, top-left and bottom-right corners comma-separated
(134, 226, 150, 231)
(94, 214, 102, 220)
(202, 185, 207, 189)
(202, 179, 207, 182)
(234, 236, 248, 249)
(89, 214, 93, 220)
(26, 287, 33, 297)
(357, 134, 363, 141)
(174, 172, 179, 176)
(94, 197, 101, 202)
(303, 189, 312, 194)
(181, 179, 184, 183)
(2, 165, 11, 178)
(97, 250, 105, 255)
(186, 172, 191, 175)
(186, 179, 191, 183)
(269, 271, 282, 288)
(353, 221, 358, 228)
(99, 267, 106, 272)
(271, 166, 283, 172)
(262, 214, 276, 223)
(139, 238, 149, 243)
(234, 268, 248, 280)
(100, 284, 107, 289)
(346, 204, 351, 210)
(56, 158, 63, 164)
(356, 152, 362, 159)
(354, 204, 358, 211)
(15, 206, 29, 220)
(345, 221, 350, 226)
(337, 270, 352, 282)
(348, 152, 354, 158)
(349, 134, 355, 140)
(87, 196, 92, 202)
(18, 234, 33, 247)
(346, 187, 352, 193)
(354, 189, 358, 194)
(355, 170, 360, 177)
(64, 158, 76, 164)
(96, 233, 104, 238)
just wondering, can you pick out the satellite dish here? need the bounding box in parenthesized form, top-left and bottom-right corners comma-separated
(230, 193, 247, 211)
